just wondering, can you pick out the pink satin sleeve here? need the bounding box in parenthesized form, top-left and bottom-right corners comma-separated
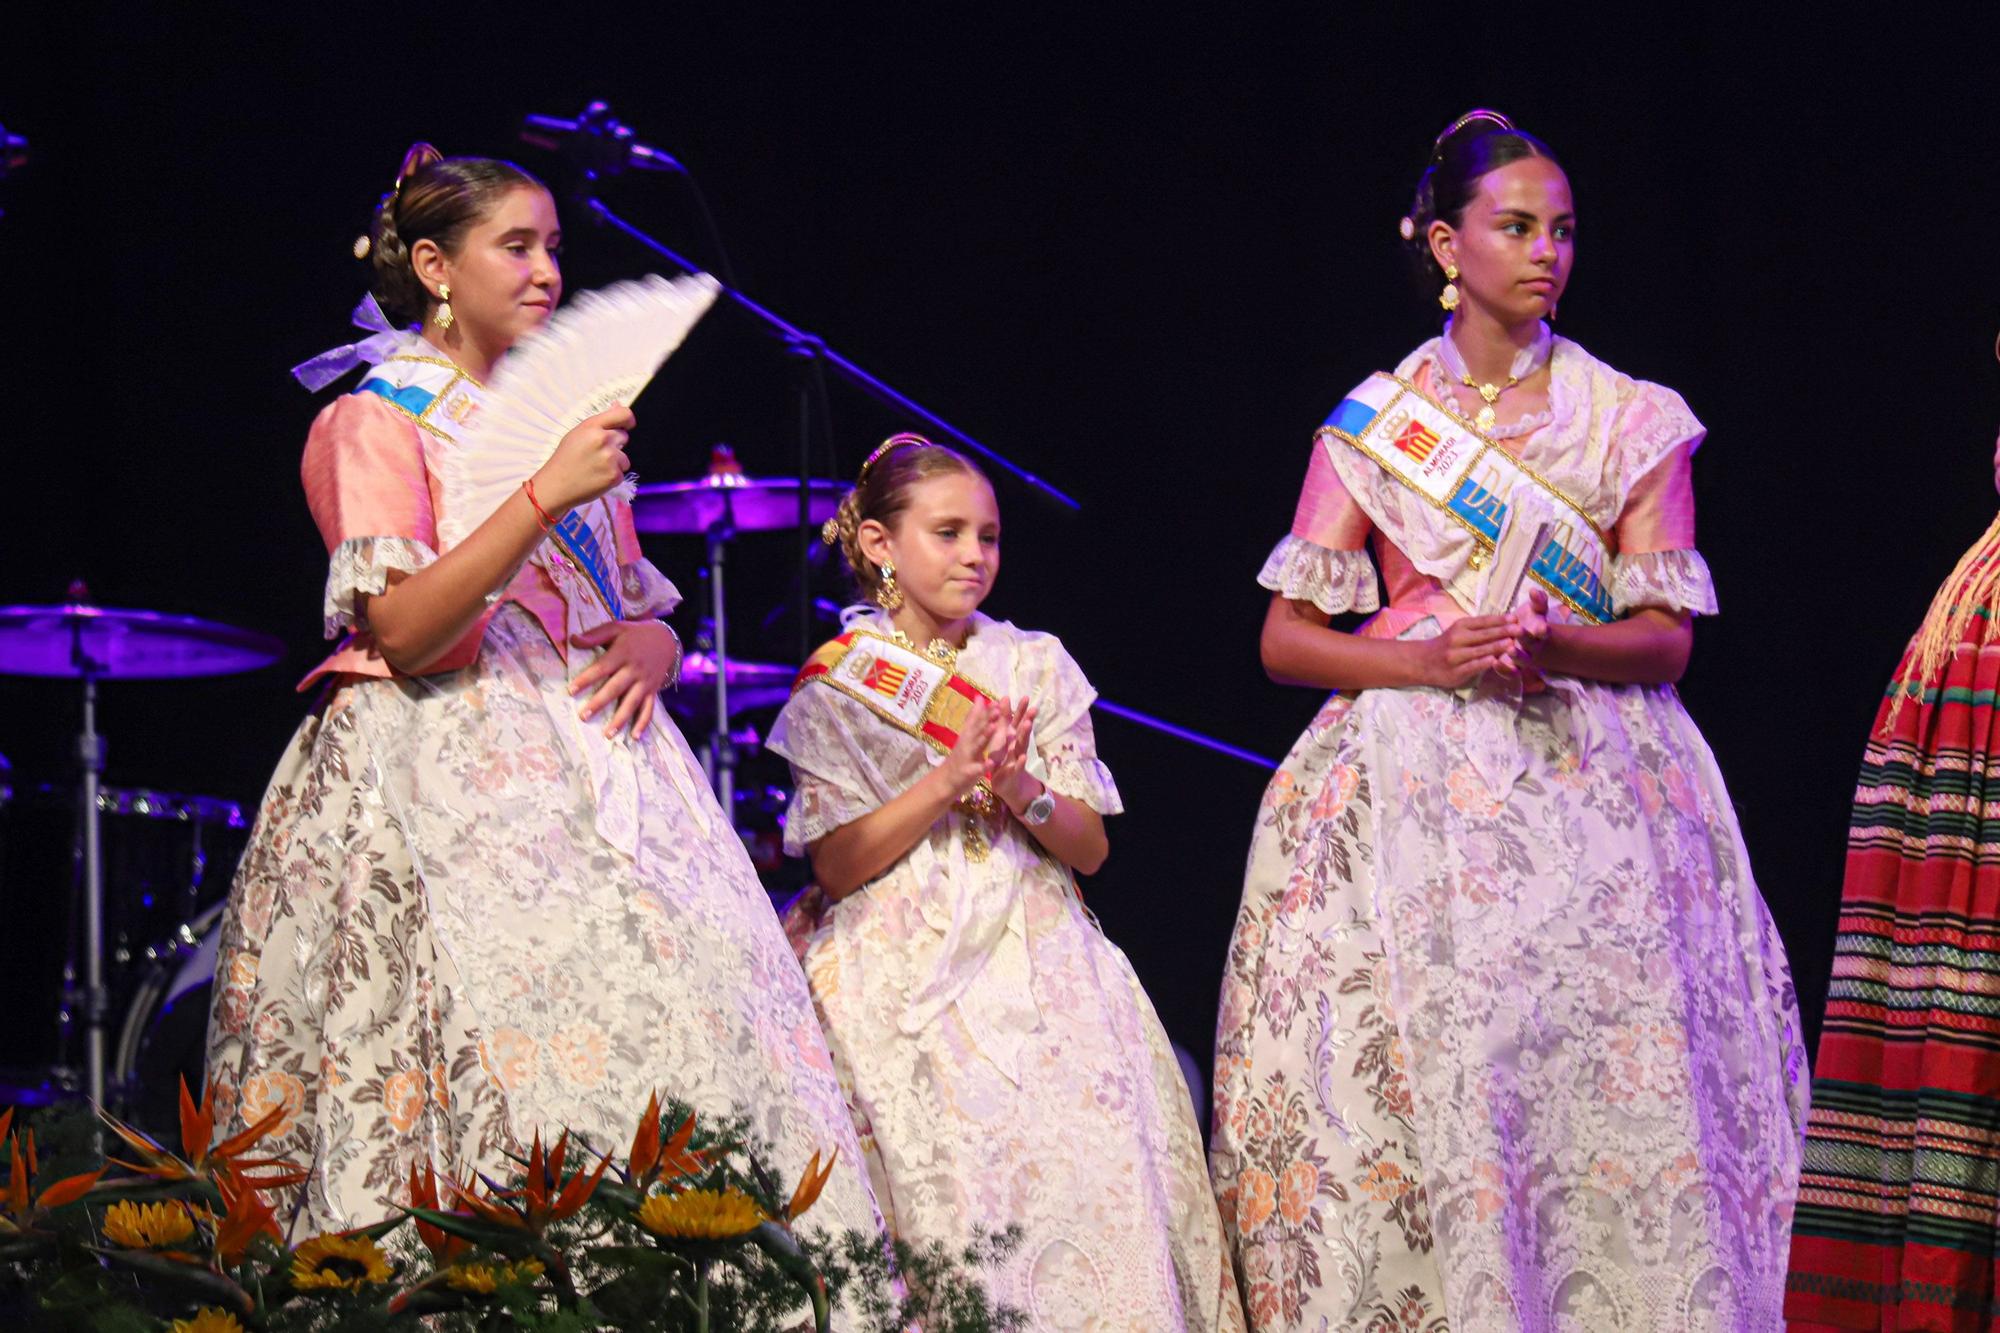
(1291, 441, 1373, 551)
(299, 394, 438, 554)
(295, 395, 496, 689)
(1614, 441, 1698, 555)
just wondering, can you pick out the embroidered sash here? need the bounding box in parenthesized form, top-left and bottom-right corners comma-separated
(1319, 372, 1616, 623)
(793, 629, 996, 748)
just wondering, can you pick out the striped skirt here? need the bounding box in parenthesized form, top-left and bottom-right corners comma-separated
(1786, 627, 2000, 1330)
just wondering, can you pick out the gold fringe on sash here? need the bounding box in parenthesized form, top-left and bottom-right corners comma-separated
(1885, 512, 2000, 732)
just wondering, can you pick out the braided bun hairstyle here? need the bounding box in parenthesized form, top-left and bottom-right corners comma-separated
(360, 142, 546, 325)
(820, 433, 987, 606)
(1401, 110, 1561, 294)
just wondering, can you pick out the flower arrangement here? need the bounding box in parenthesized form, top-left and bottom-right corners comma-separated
(0, 1084, 1021, 1332)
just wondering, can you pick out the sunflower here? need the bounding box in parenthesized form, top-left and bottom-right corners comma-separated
(169, 1310, 244, 1333)
(636, 1187, 767, 1241)
(102, 1200, 195, 1249)
(444, 1257, 545, 1293)
(290, 1233, 393, 1290)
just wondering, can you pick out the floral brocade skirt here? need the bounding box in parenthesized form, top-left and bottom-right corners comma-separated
(786, 868, 1245, 1333)
(202, 608, 878, 1245)
(1210, 674, 1808, 1332)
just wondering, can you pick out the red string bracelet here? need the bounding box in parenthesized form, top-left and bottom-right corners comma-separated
(523, 478, 556, 533)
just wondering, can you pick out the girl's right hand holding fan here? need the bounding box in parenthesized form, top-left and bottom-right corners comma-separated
(532, 405, 636, 515)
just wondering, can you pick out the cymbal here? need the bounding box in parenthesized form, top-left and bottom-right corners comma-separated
(0, 603, 285, 680)
(667, 651, 794, 716)
(631, 475, 844, 535)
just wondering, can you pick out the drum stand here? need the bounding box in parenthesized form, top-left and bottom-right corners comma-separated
(704, 517, 738, 816)
(64, 623, 109, 1109)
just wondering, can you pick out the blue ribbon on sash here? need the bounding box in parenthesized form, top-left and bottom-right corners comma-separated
(356, 377, 439, 419)
(552, 512, 623, 613)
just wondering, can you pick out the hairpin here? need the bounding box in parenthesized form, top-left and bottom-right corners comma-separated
(1432, 109, 1514, 158)
(857, 431, 934, 480)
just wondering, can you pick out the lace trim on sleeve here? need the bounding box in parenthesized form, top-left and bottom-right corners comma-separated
(1043, 749, 1124, 816)
(782, 773, 876, 856)
(1257, 535, 1380, 615)
(322, 536, 438, 638)
(619, 556, 682, 619)
(1611, 548, 1719, 617)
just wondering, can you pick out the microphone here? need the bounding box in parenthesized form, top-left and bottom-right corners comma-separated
(0, 121, 27, 181)
(519, 102, 684, 180)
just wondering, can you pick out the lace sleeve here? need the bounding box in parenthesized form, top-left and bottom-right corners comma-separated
(783, 771, 878, 855)
(1257, 536, 1381, 616)
(322, 536, 437, 638)
(767, 689, 887, 854)
(1611, 548, 1719, 616)
(619, 556, 682, 618)
(1018, 633, 1125, 816)
(1042, 743, 1123, 816)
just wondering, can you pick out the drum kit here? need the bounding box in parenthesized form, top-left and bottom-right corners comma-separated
(0, 453, 844, 1123)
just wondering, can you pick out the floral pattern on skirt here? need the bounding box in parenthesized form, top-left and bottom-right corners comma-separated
(1213, 674, 1808, 1332)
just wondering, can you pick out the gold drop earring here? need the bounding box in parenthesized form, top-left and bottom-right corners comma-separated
(875, 561, 904, 612)
(1438, 263, 1461, 312)
(433, 283, 454, 331)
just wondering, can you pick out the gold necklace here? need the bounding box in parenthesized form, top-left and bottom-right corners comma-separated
(1457, 371, 1518, 434)
(887, 625, 960, 668)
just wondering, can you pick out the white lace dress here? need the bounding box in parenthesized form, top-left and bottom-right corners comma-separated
(1209, 337, 1808, 1332)
(772, 613, 1246, 1333)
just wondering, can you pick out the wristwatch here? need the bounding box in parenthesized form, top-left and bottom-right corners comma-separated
(1020, 784, 1056, 826)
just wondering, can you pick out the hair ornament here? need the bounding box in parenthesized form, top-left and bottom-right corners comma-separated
(1398, 215, 1416, 241)
(819, 515, 843, 546)
(857, 431, 935, 481)
(1432, 109, 1515, 159)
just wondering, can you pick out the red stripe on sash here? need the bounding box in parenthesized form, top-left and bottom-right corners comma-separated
(921, 675, 985, 750)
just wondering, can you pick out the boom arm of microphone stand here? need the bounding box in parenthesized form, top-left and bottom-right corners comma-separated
(1094, 699, 1278, 770)
(579, 196, 1081, 513)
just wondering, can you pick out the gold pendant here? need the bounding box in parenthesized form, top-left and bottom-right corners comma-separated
(1475, 404, 1497, 433)
(1478, 382, 1503, 404)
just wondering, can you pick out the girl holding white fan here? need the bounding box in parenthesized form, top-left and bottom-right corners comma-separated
(202, 143, 879, 1245)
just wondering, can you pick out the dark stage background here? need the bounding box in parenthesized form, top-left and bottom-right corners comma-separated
(2, 9, 1996, 1096)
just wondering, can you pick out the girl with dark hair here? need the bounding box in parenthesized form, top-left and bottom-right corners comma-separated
(772, 435, 1246, 1329)
(201, 144, 880, 1246)
(1208, 111, 1807, 1330)
(1784, 436, 2000, 1330)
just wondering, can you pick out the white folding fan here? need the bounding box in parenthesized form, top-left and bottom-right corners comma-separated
(435, 271, 721, 548)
